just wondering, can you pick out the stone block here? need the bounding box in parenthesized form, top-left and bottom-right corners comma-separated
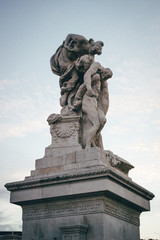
(50, 116, 82, 151)
(29, 148, 108, 178)
(76, 147, 106, 163)
(35, 155, 64, 169)
(64, 151, 76, 165)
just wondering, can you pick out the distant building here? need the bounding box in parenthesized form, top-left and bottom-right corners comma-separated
(0, 232, 22, 240)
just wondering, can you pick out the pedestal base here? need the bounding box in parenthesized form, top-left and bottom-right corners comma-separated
(21, 195, 140, 240)
(5, 148, 154, 240)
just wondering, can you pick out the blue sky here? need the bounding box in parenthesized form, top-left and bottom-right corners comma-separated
(0, 0, 160, 238)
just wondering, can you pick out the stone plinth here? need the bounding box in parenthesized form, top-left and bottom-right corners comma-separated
(30, 147, 107, 177)
(47, 115, 82, 156)
(5, 148, 154, 240)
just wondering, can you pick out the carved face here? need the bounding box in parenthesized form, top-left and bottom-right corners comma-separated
(101, 68, 113, 80)
(66, 35, 91, 57)
(89, 41, 104, 55)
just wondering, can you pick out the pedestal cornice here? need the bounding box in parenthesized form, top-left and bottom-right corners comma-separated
(5, 167, 154, 209)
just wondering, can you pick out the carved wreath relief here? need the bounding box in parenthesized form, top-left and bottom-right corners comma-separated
(50, 120, 80, 147)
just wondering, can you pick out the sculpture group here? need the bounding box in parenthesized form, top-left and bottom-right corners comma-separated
(49, 34, 113, 149)
(5, 34, 154, 240)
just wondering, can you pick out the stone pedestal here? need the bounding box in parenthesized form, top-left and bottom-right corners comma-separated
(47, 115, 82, 156)
(5, 116, 154, 240)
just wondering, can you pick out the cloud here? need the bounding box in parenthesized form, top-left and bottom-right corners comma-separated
(109, 90, 160, 121)
(0, 96, 60, 139)
(109, 125, 128, 135)
(0, 79, 16, 90)
(0, 224, 21, 231)
(125, 143, 150, 152)
(0, 188, 9, 200)
(119, 137, 160, 155)
(106, 135, 160, 184)
(108, 61, 160, 123)
(0, 204, 22, 231)
(152, 138, 160, 154)
(0, 77, 61, 139)
(0, 119, 47, 139)
(131, 162, 160, 184)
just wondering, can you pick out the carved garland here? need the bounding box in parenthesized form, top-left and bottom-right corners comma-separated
(51, 122, 79, 138)
(54, 124, 75, 138)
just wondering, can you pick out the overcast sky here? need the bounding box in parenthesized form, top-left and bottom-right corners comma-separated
(0, 0, 160, 239)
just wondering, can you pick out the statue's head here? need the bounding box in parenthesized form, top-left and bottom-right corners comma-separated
(100, 68, 113, 80)
(89, 40, 104, 55)
(64, 34, 94, 57)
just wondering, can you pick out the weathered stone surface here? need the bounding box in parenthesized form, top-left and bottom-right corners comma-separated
(105, 150, 134, 175)
(5, 136, 154, 240)
(5, 148, 154, 240)
(22, 197, 140, 225)
(6, 166, 154, 211)
(60, 224, 88, 240)
(5, 34, 155, 240)
(21, 195, 141, 239)
(46, 115, 82, 156)
(31, 147, 107, 178)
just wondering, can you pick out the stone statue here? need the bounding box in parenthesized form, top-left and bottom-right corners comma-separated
(49, 33, 112, 150)
(5, 34, 154, 240)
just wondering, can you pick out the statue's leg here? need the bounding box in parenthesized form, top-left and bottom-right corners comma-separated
(91, 139, 97, 147)
(86, 118, 100, 148)
(82, 95, 100, 148)
(97, 108, 106, 134)
(95, 133, 104, 149)
(87, 108, 106, 148)
(91, 109, 106, 149)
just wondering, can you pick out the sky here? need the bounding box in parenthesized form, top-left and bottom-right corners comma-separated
(0, 0, 160, 239)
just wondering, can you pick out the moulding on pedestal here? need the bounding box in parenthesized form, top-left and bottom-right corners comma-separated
(60, 224, 88, 240)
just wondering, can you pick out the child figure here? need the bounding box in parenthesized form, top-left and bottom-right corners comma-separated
(74, 58, 112, 148)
